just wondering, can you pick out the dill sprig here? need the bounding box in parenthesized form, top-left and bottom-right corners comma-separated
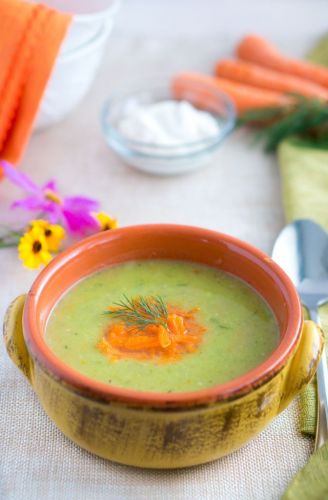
(105, 295, 169, 330)
(238, 94, 328, 151)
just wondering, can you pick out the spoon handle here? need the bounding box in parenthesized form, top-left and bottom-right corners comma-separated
(309, 308, 328, 450)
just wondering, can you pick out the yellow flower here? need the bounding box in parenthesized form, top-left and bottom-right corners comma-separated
(30, 220, 65, 252)
(18, 227, 52, 269)
(94, 212, 118, 231)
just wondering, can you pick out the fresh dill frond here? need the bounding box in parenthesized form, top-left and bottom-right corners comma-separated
(238, 94, 328, 152)
(105, 295, 169, 330)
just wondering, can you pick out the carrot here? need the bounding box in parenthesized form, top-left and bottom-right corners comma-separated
(167, 313, 186, 336)
(110, 323, 125, 335)
(123, 336, 160, 350)
(174, 335, 199, 344)
(237, 35, 328, 88)
(215, 59, 328, 100)
(172, 72, 291, 114)
(158, 325, 171, 348)
(97, 338, 111, 353)
(98, 303, 206, 362)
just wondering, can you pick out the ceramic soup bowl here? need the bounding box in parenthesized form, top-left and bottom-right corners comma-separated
(3, 225, 324, 468)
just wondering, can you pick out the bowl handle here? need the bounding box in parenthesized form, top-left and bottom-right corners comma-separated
(3, 295, 33, 385)
(278, 320, 324, 413)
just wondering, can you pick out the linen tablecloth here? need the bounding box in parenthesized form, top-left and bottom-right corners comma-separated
(1, 1, 325, 497)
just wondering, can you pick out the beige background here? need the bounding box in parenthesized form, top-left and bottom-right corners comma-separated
(1, 1, 327, 498)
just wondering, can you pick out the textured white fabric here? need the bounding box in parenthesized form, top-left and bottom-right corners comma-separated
(0, 2, 321, 497)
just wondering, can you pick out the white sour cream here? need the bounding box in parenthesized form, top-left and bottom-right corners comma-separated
(117, 100, 220, 147)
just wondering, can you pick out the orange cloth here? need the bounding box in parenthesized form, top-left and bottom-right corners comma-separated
(0, 0, 71, 165)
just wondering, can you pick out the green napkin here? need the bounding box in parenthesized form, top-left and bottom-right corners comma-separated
(278, 36, 328, 436)
(307, 33, 328, 66)
(279, 138, 328, 435)
(282, 443, 328, 500)
(279, 35, 328, 499)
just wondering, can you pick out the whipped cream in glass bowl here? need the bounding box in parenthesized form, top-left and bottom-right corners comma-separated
(117, 100, 221, 151)
(101, 78, 236, 176)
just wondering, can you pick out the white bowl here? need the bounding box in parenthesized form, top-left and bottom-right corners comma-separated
(31, 0, 120, 130)
(29, 0, 120, 53)
(34, 24, 112, 130)
(58, 0, 121, 54)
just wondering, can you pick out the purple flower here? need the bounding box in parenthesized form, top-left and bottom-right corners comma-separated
(1, 161, 100, 235)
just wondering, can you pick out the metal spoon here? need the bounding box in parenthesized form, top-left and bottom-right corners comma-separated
(272, 219, 328, 449)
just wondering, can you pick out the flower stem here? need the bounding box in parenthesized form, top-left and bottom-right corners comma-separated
(0, 229, 21, 249)
(0, 241, 18, 248)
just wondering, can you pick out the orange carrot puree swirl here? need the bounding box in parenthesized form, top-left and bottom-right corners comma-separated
(97, 296, 206, 362)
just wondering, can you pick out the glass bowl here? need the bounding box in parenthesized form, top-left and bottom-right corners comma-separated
(100, 78, 236, 175)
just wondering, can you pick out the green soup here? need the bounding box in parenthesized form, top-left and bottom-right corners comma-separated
(45, 260, 279, 392)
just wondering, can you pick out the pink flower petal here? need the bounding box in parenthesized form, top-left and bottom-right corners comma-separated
(10, 197, 62, 224)
(62, 208, 99, 234)
(2, 160, 102, 237)
(63, 196, 99, 212)
(11, 196, 47, 211)
(1, 161, 40, 194)
(42, 179, 59, 193)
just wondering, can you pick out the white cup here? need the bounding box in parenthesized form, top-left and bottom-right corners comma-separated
(32, 0, 121, 129)
(35, 23, 113, 129)
(58, 0, 121, 54)
(29, 0, 120, 53)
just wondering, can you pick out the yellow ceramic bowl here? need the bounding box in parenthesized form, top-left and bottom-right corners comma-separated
(3, 225, 324, 468)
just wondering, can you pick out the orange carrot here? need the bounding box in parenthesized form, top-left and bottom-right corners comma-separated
(172, 72, 291, 114)
(174, 335, 199, 344)
(215, 59, 328, 100)
(158, 325, 171, 348)
(237, 35, 328, 88)
(167, 313, 186, 336)
(98, 303, 206, 362)
(122, 336, 160, 350)
(110, 323, 125, 335)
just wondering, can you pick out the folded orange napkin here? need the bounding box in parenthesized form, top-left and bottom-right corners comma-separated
(0, 0, 71, 166)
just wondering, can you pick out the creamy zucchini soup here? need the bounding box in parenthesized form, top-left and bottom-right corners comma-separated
(45, 260, 279, 392)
